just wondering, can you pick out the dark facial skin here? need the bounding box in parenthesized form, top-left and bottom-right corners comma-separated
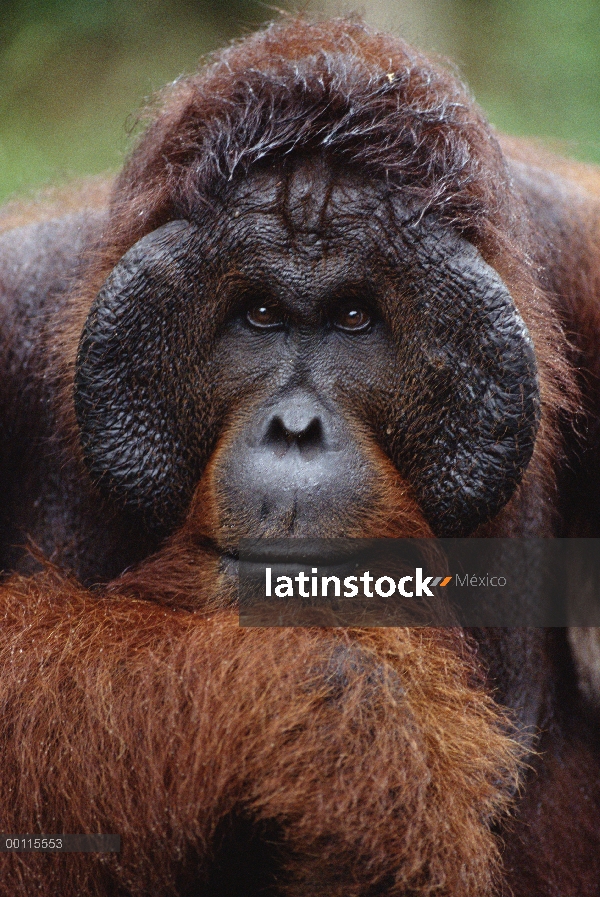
(208, 159, 406, 545)
(76, 155, 538, 542)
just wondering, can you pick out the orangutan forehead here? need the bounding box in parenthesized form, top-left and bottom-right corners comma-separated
(218, 157, 402, 242)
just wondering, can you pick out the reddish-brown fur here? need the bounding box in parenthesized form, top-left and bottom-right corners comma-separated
(1, 15, 600, 897)
(0, 572, 521, 897)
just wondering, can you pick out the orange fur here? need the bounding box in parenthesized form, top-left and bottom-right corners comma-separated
(0, 572, 523, 897)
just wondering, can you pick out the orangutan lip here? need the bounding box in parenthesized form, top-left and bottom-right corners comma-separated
(219, 545, 366, 582)
(236, 539, 366, 565)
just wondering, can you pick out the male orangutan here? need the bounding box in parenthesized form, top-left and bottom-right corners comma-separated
(0, 16, 599, 897)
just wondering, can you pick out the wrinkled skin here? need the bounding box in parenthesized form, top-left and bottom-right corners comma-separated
(76, 161, 539, 539)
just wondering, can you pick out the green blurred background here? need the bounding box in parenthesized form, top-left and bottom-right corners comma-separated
(0, 0, 598, 203)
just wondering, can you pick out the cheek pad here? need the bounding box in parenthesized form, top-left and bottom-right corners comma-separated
(380, 228, 539, 536)
(75, 220, 218, 532)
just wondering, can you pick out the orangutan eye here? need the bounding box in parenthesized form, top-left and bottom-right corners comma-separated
(332, 307, 372, 332)
(246, 304, 285, 329)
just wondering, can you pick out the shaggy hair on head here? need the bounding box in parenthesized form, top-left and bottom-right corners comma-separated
(115, 17, 508, 239)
